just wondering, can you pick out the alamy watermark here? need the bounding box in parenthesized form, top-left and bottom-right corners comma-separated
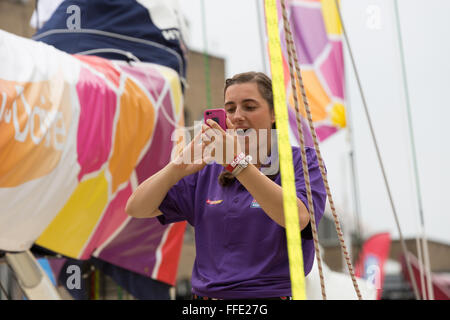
(65, 265, 81, 290)
(66, 5, 81, 30)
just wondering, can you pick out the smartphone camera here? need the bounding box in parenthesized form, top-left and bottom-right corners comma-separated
(205, 112, 219, 123)
(204, 108, 226, 130)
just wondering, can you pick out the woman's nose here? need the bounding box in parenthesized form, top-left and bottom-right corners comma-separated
(233, 106, 245, 121)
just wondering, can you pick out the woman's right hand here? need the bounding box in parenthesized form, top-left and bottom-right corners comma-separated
(127, 128, 210, 219)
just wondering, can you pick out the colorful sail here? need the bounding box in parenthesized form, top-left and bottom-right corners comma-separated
(0, 29, 185, 286)
(275, 0, 346, 143)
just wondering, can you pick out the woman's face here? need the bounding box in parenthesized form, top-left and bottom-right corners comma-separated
(224, 82, 275, 159)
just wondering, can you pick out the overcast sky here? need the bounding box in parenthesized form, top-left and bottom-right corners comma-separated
(178, 0, 266, 78)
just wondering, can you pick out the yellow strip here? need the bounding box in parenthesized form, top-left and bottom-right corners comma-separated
(321, 0, 343, 36)
(264, 0, 306, 300)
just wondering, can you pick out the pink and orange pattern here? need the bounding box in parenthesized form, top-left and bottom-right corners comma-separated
(0, 30, 185, 286)
(276, 0, 346, 143)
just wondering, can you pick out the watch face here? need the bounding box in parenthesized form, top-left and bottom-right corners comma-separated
(239, 158, 249, 168)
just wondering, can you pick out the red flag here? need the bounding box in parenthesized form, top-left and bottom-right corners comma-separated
(400, 251, 450, 300)
(355, 232, 392, 300)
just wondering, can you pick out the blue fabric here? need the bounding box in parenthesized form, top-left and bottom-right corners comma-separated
(33, 0, 186, 79)
(37, 258, 56, 285)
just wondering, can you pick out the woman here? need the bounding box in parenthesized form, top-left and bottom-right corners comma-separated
(125, 72, 327, 299)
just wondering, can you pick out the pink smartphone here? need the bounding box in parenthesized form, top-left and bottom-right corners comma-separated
(204, 108, 227, 130)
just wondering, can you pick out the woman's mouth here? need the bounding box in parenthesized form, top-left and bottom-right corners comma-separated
(236, 128, 250, 136)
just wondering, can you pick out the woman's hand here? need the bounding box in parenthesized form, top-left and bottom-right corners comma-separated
(171, 130, 208, 178)
(127, 127, 210, 218)
(202, 118, 243, 167)
(171, 117, 244, 178)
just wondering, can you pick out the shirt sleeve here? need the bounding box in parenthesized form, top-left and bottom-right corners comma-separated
(157, 172, 198, 226)
(294, 147, 327, 240)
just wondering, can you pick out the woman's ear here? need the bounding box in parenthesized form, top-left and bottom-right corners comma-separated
(270, 109, 276, 129)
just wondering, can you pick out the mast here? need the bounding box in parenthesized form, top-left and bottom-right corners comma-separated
(200, 0, 212, 107)
(343, 65, 364, 264)
(255, 0, 269, 74)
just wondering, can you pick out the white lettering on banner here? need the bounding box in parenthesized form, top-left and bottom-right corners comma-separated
(30, 105, 47, 145)
(53, 111, 66, 151)
(12, 86, 31, 142)
(0, 86, 66, 150)
(162, 29, 181, 41)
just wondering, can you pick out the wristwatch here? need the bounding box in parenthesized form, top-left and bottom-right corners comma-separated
(231, 154, 252, 177)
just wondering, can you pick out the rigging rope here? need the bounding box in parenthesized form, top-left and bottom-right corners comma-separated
(264, 0, 307, 300)
(333, 0, 420, 300)
(415, 236, 427, 299)
(392, 0, 433, 300)
(280, 0, 362, 300)
(280, 0, 327, 300)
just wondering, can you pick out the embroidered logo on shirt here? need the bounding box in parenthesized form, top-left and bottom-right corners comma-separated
(250, 199, 261, 208)
(206, 199, 223, 205)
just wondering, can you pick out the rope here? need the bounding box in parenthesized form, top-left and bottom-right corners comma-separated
(280, 0, 327, 300)
(281, 0, 363, 299)
(392, 0, 433, 300)
(264, 0, 307, 300)
(333, 0, 420, 300)
(415, 237, 427, 299)
(420, 232, 433, 299)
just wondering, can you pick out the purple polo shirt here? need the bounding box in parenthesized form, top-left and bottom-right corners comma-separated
(158, 146, 326, 299)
